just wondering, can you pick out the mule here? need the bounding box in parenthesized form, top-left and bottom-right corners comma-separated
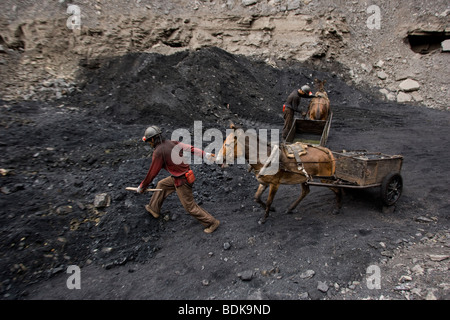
(306, 79, 330, 121)
(216, 126, 342, 224)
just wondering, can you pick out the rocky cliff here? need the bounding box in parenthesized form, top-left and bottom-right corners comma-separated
(0, 0, 449, 110)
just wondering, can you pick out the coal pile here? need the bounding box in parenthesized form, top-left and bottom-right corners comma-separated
(73, 47, 354, 128)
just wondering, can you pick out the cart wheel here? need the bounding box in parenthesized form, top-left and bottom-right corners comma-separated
(380, 173, 403, 206)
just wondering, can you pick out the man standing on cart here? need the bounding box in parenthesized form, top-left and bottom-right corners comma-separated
(282, 85, 313, 141)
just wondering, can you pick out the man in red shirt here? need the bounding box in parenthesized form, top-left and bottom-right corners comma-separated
(137, 126, 220, 234)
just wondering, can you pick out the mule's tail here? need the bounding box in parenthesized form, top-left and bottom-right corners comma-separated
(329, 149, 336, 176)
(308, 96, 329, 120)
(315, 100, 322, 120)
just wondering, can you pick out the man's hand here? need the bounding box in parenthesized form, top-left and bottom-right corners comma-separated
(205, 152, 216, 164)
(136, 185, 144, 194)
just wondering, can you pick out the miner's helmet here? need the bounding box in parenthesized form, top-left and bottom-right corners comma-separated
(301, 85, 312, 95)
(142, 125, 162, 142)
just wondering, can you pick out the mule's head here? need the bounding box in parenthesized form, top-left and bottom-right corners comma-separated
(216, 124, 245, 168)
(314, 78, 327, 92)
(315, 91, 329, 99)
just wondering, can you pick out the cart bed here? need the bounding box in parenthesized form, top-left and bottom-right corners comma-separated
(285, 112, 332, 147)
(332, 150, 403, 186)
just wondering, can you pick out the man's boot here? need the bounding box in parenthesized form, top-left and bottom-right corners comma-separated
(204, 219, 220, 234)
(145, 205, 160, 219)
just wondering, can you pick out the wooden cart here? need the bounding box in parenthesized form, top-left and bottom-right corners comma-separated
(307, 150, 404, 207)
(285, 112, 333, 147)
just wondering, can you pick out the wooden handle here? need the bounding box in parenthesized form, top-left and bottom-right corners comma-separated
(126, 187, 163, 192)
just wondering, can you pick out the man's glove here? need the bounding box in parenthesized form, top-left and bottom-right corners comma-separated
(205, 152, 216, 164)
(136, 185, 144, 194)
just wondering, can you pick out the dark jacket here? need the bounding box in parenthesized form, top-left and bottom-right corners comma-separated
(284, 89, 313, 112)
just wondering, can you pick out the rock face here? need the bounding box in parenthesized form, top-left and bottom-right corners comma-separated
(0, 5, 347, 102)
(0, 0, 449, 111)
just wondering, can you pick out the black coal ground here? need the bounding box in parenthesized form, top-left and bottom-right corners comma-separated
(0, 48, 449, 300)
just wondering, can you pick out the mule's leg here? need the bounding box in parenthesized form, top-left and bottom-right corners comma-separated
(260, 184, 279, 224)
(329, 187, 342, 214)
(254, 184, 268, 208)
(287, 182, 310, 213)
(254, 184, 276, 212)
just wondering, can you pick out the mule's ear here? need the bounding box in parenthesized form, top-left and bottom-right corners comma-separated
(323, 80, 327, 85)
(230, 123, 236, 129)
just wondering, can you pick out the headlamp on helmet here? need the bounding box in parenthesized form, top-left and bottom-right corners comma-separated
(301, 85, 312, 96)
(142, 125, 162, 142)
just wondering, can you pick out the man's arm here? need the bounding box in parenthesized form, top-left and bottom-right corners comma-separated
(139, 150, 163, 190)
(298, 89, 314, 98)
(177, 141, 206, 158)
